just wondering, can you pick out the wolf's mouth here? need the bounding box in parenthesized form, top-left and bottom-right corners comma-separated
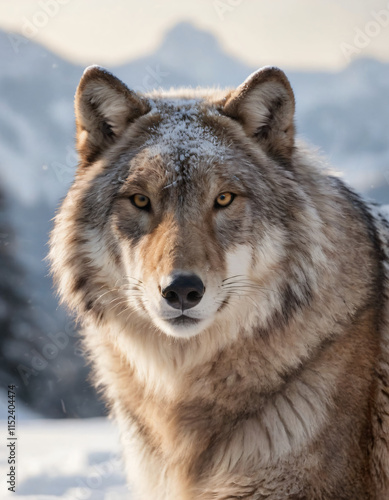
(166, 315, 201, 327)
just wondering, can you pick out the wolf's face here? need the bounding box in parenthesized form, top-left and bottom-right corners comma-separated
(109, 101, 274, 338)
(51, 66, 317, 340)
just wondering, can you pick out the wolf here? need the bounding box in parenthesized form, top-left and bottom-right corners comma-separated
(49, 65, 389, 499)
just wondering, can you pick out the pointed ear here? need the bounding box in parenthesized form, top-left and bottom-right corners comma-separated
(223, 67, 295, 160)
(75, 66, 150, 164)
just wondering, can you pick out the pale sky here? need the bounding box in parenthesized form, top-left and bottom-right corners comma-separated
(1, 0, 389, 70)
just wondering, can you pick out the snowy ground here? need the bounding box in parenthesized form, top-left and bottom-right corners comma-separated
(0, 398, 129, 500)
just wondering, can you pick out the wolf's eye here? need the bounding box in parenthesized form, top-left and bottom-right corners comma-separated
(215, 192, 235, 208)
(130, 194, 150, 210)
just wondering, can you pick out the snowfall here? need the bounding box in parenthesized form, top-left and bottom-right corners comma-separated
(0, 393, 129, 500)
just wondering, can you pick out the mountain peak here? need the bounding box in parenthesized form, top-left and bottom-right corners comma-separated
(161, 21, 219, 53)
(129, 21, 253, 88)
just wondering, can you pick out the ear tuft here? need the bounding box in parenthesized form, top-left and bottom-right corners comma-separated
(75, 66, 150, 164)
(223, 67, 295, 160)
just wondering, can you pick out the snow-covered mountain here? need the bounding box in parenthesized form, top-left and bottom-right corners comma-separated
(1, 21, 389, 417)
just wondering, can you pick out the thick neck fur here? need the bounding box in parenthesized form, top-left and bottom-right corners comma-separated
(85, 282, 378, 499)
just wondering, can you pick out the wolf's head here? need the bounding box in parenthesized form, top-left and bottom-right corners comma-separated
(50, 66, 325, 340)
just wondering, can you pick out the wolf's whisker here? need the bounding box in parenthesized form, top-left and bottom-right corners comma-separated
(96, 288, 121, 302)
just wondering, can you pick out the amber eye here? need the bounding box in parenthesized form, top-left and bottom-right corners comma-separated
(130, 194, 150, 210)
(215, 192, 235, 208)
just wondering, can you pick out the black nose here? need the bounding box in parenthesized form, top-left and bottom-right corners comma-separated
(161, 273, 205, 310)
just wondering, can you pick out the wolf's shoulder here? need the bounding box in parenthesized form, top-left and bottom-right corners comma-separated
(324, 174, 389, 258)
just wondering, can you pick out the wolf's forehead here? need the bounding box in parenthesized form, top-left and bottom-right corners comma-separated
(144, 100, 229, 165)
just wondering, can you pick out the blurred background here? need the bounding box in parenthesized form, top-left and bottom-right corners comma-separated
(1, 0, 389, 422)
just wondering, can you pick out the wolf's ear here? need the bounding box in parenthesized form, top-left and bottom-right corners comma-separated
(75, 66, 150, 164)
(223, 67, 295, 160)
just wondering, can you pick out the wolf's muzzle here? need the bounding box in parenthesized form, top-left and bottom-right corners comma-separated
(161, 273, 205, 310)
